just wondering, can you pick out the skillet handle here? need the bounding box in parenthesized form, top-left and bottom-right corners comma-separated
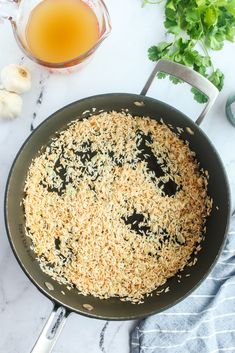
(31, 305, 68, 353)
(141, 59, 219, 126)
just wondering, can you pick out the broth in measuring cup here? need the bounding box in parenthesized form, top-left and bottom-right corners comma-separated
(26, 0, 100, 64)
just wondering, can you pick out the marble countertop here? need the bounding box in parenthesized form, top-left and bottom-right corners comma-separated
(1, 1, 235, 352)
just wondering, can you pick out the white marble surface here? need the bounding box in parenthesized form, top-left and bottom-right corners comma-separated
(0, 1, 235, 352)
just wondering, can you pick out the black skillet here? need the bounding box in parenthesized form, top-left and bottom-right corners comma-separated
(4, 60, 231, 352)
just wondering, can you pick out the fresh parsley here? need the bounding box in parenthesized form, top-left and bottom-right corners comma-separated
(145, 0, 235, 102)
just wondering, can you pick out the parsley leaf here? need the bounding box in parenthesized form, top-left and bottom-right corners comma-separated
(145, 0, 235, 102)
(191, 87, 208, 103)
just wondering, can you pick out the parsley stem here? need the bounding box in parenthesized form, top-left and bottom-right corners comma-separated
(142, 0, 164, 6)
(200, 40, 215, 72)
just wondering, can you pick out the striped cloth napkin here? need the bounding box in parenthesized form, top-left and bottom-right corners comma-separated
(131, 214, 235, 353)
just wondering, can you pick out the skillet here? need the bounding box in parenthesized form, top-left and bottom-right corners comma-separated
(4, 60, 231, 352)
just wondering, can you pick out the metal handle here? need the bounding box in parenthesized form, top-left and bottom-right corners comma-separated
(31, 305, 68, 353)
(141, 59, 219, 126)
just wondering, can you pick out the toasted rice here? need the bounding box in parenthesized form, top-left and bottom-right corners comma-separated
(23, 111, 212, 302)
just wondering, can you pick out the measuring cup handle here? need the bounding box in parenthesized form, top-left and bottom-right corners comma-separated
(141, 59, 219, 126)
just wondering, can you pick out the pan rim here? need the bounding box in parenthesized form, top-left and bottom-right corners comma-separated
(4, 92, 231, 320)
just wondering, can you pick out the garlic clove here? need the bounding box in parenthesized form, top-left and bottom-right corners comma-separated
(1, 64, 31, 94)
(0, 89, 22, 120)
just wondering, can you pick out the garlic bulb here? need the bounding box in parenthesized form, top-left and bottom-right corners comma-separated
(1, 64, 31, 94)
(0, 89, 22, 120)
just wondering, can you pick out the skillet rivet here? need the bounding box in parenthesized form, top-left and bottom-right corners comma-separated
(83, 304, 94, 311)
(45, 281, 54, 291)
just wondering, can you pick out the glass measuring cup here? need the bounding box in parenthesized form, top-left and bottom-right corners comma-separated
(0, 0, 111, 71)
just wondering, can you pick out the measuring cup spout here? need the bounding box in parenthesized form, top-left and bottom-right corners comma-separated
(0, 0, 18, 21)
